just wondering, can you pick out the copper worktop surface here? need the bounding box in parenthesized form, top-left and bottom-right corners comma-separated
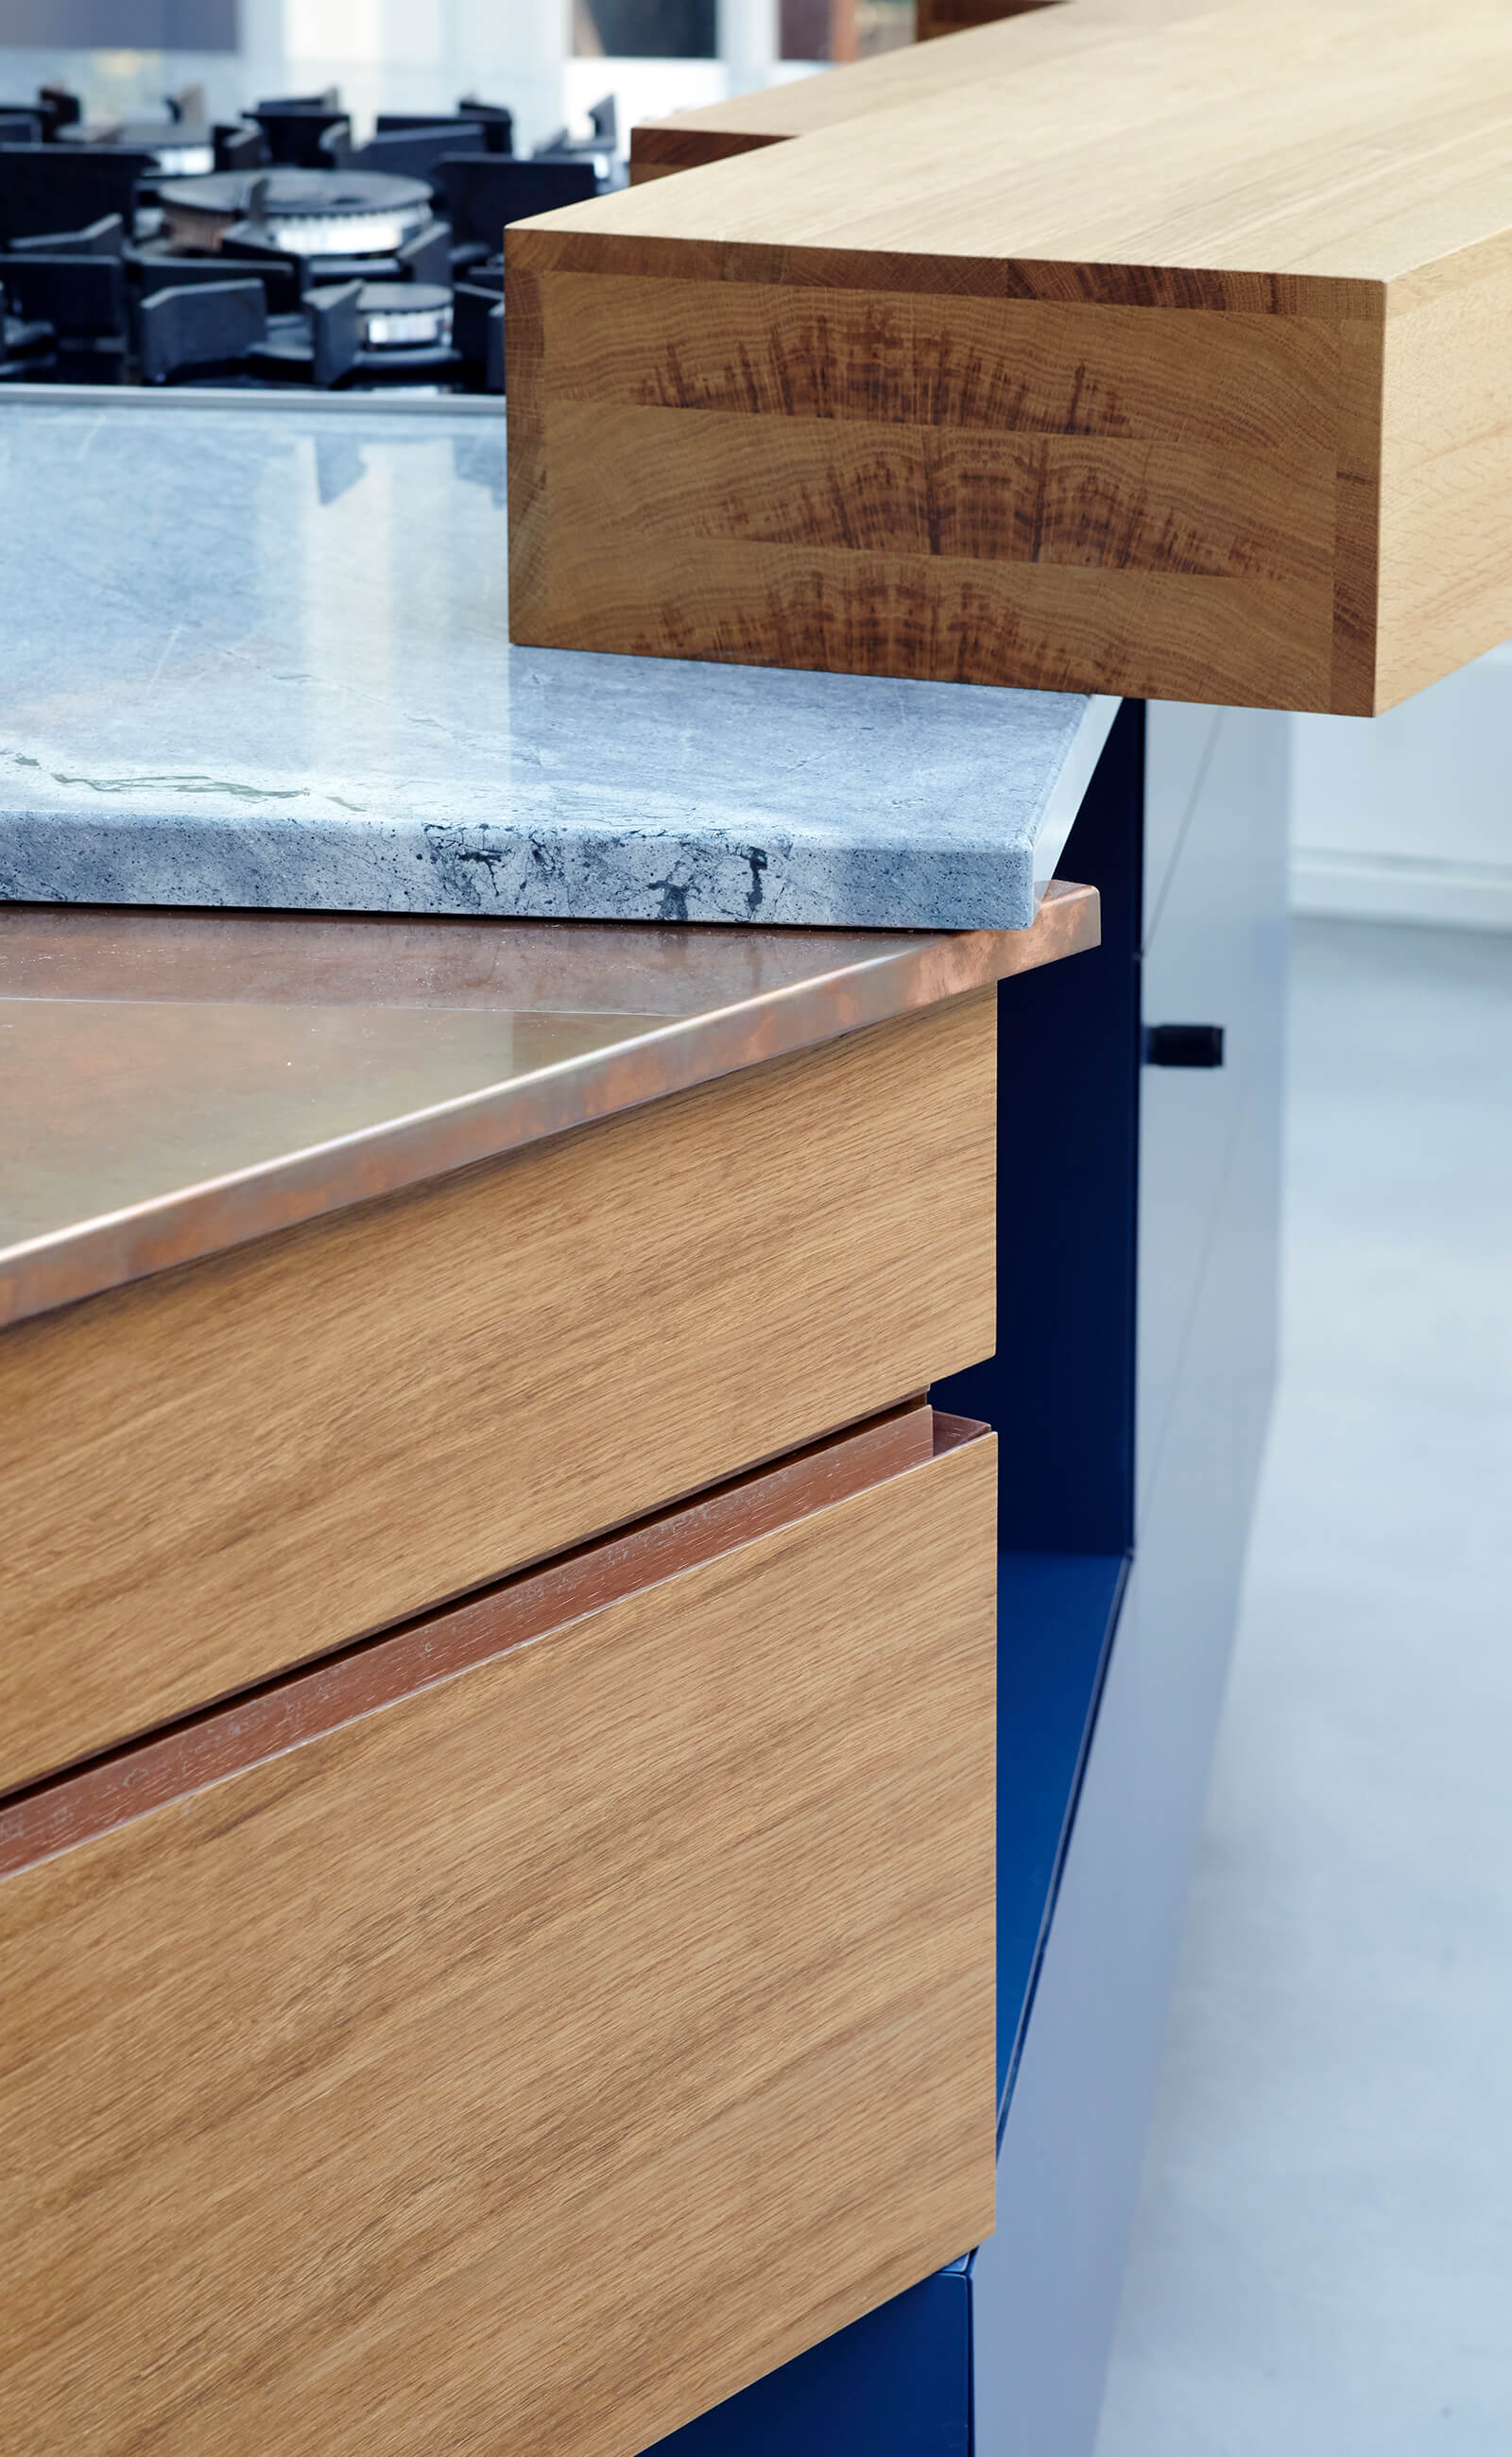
(0, 886, 1097, 1328)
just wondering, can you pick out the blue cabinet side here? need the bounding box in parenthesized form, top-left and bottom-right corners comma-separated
(995, 1552, 1127, 2121)
(934, 698, 1145, 1557)
(643, 2262, 972, 2457)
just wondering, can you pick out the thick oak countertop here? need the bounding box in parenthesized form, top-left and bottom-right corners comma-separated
(513, 0, 1512, 716)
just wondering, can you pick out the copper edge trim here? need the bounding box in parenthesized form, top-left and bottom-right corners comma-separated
(0, 1405, 993, 1876)
(0, 883, 1096, 1329)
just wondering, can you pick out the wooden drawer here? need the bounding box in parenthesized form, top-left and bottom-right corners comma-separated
(0, 1408, 996, 2457)
(0, 988, 995, 1792)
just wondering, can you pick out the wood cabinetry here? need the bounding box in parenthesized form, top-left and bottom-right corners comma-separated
(0, 902, 1100, 2453)
(0, 1412, 997, 2457)
(1, 988, 994, 1793)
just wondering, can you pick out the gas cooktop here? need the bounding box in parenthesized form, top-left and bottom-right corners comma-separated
(0, 82, 615, 394)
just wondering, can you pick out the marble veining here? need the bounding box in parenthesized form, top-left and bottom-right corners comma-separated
(0, 399, 1114, 930)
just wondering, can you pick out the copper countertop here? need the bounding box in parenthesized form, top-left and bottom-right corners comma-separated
(0, 886, 1097, 1329)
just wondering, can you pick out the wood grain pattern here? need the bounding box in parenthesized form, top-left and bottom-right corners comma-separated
(523, 0, 1512, 713)
(0, 1402, 935, 1875)
(0, 989, 995, 1794)
(627, 0, 1215, 178)
(1376, 236, 1512, 709)
(527, 283, 1341, 702)
(0, 1428, 998, 2457)
(1330, 314, 1384, 713)
(541, 275, 1341, 445)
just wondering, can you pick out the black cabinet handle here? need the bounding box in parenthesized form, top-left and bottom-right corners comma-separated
(1144, 1022, 1225, 1068)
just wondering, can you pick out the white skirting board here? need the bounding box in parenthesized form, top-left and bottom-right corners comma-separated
(1291, 850, 1512, 931)
(1289, 644, 1512, 933)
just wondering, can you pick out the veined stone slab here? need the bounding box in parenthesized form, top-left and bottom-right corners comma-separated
(0, 396, 1113, 933)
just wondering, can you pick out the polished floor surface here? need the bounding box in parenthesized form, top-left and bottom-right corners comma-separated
(1094, 919, 1512, 2457)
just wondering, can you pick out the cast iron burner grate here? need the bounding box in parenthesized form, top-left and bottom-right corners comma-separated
(0, 83, 609, 393)
(158, 167, 433, 258)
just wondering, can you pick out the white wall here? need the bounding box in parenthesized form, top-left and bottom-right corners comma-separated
(563, 48, 816, 144)
(1290, 644, 1512, 932)
(0, 43, 249, 120)
(2, 0, 814, 149)
(237, 0, 576, 154)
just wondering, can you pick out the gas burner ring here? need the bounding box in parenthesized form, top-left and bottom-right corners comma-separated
(267, 210, 429, 257)
(357, 282, 454, 351)
(150, 144, 215, 178)
(159, 167, 433, 259)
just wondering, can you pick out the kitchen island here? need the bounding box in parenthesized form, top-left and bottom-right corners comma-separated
(2, 892, 1107, 2455)
(0, 384, 1286, 2457)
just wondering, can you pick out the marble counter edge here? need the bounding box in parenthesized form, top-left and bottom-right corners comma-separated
(0, 685, 1116, 936)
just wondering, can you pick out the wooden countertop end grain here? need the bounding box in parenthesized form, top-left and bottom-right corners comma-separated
(508, 0, 1512, 715)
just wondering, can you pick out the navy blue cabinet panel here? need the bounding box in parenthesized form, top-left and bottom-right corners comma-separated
(639, 1553, 1126, 2457)
(936, 702, 1144, 1558)
(996, 1553, 1128, 2118)
(1138, 706, 1289, 1529)
(646, 2262, 972, 2457)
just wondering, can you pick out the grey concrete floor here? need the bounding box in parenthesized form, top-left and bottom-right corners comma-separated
(1093, 919, 1512, 2457)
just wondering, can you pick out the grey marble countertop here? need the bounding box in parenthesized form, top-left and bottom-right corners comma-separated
(0, 392, 1115, 932)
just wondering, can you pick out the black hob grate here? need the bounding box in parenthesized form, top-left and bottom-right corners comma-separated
(0, 83, 610, 394)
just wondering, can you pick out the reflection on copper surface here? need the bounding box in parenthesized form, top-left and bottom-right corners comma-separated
(0, 883, 1098, 1328)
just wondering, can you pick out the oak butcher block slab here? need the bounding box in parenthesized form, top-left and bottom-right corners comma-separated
(514, 0, 1512, 714)
(0, 1412, 996, 2457)
(627, 0, 1214, 180)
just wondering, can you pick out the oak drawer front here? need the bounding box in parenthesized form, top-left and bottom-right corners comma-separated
(0, 988, 995, 1794)
(0, 1418, 997, 2457)
(1138, 708, 1287, 1526)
